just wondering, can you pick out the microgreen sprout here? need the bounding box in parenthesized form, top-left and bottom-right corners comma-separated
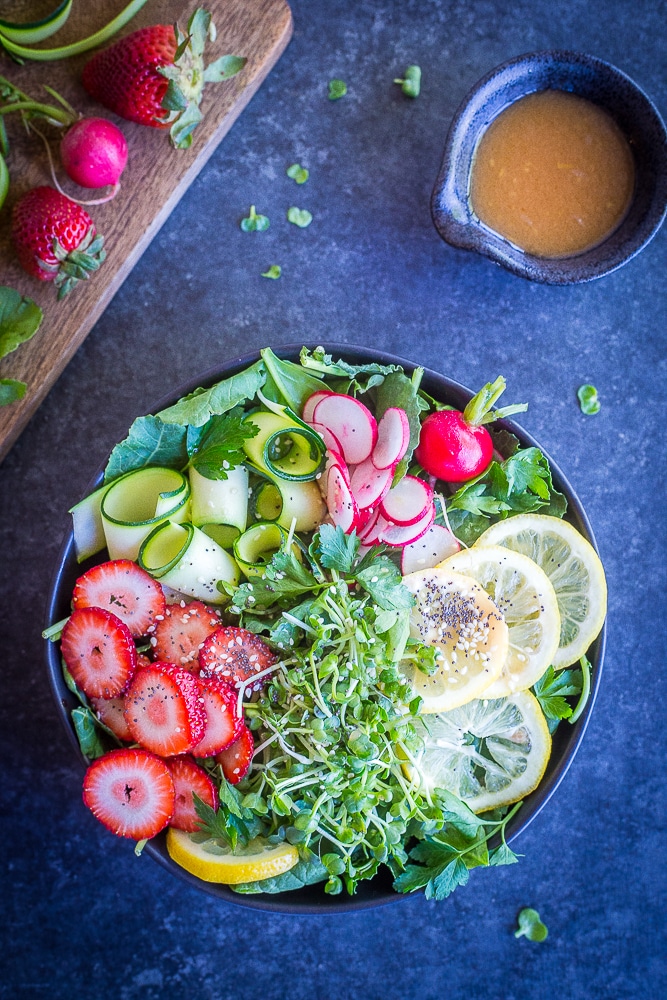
(577, 383, 601, 415)
(394, 65, 421, 98)
(261, 265, 282, 279)
(240, 205, 270, 232)
(514, 908, 549, 942)
(328, 79, 347, 100)
(287, 163, 309, 184)
(287, 207, 312, 228)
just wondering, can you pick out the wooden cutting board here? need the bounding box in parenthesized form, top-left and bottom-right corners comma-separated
(0, 0, 292, 463)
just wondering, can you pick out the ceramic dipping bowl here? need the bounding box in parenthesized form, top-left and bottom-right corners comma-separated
(431, 50, 667, 283)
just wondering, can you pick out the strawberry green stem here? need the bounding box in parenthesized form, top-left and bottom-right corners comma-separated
(0, 0, 148, 61)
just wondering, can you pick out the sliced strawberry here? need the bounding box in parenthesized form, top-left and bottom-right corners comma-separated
(191, 676, 241, 758)
(199, 627, 277, 692)
(167, 755, 219, 832)
(61, 606, 137, 699)
(215, 724, 254, 785)
(73, 559, 166, 637)
(124, 662, 205, 756)
(150, 600, 221, 669)
(90, 696, 133, 742)
(82, 747, 175, 840)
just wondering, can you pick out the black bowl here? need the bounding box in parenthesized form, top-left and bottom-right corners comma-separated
(431, 50, 667, 284)
(44, 344, 606, 912)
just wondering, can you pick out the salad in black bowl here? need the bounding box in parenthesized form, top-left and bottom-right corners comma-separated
(44, 344, 606, 913)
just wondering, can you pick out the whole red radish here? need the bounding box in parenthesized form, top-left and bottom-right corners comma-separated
(82, 8, 246, 149)
(11, 186, 105, 299)
(60, 117, 128, 189)
(415, 377, 527, 482)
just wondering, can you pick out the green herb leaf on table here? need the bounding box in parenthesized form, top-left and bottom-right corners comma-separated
(0, 286, 43, 359)
(187, 411, 259, 481)
(104, 415, 188, 480)
(261, 265, 281, 279)
(240, 205, 270, 232)
(328, 79, 347, 100)
(286, 163, 309, 184)
(0, 378, 26, 406)
(203, 54, 247, 83)
(287, 207, 312, 228)
(578, 383, 601, 415)
(394, 65, 421, 97)
(515, 907, 549, 942)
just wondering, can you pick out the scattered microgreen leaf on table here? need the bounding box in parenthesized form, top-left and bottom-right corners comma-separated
(394, 65, 421, 97)
(515, 907, 549, 942)
(240, 204, 270, 232)
(328, 78, 347, 100)
(287, 207, 312, 228)
(261, 265, 282, 279)
(578, 383, 601, 415)
(287, 163, 309, 184)
(0, 378, 26, 406)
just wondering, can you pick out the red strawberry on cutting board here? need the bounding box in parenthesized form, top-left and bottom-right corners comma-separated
(82, 8, 247, 149)
(11, 187, 106, 299)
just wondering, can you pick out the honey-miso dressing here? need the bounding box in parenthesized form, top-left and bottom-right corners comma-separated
(470, 90, 635, 257)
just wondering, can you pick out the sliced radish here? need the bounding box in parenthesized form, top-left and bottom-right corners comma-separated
(311, 420, 344, 457)
(326, 462, 359, 534)
(350, 457, 395, 510)
(400, 523, 461, 574)
(378, 503, 435, 547)
(302, 390, 334, 424)
(372, 407, 410, 470)
(312, 393, 377, 466)
(359, 511, 391, 546)
(380, 476, 433, 526)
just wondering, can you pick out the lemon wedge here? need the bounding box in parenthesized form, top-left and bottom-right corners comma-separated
(474, 514, 606, 668)
(407, 690, 551, 813)
(401, 567, 509, 712)
(438, 546, 560, 697)
(166, 828, 299, 884)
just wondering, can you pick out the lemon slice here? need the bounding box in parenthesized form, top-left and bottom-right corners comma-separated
(474, 514, 606, 668)
(166, 828, 299, 884)
(438, 546, 560, 697)
(407, 690, 551, 813)
(401, 568, 509, 712)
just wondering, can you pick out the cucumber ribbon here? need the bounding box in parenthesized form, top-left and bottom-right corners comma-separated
(0, 1, 148, 61)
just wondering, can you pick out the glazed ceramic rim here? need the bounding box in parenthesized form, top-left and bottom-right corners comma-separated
(44, 343, 606, 913)
(431, 49, 667, 284)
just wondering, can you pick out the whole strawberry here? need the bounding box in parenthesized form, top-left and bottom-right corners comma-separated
(11, 187, 106, 299)
(82, 8, 246, 149)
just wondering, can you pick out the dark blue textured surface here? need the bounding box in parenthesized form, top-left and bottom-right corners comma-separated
(1, 0, 666, 996)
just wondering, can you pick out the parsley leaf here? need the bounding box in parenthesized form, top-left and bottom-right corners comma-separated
(532, 665, 584, 731)
(187, 411, 259, 480)
(355, 557, 414, 612)
(316, 523, 360, 574)
(228, 549, 319, 611)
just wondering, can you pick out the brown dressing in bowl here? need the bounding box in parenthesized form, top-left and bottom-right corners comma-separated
(469, 90, 635, 258)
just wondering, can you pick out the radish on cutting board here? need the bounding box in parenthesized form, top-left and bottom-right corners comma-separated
(311, 393, 377, 466)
